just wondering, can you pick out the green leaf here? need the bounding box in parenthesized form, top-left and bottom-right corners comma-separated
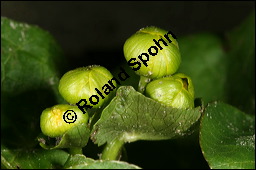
(1, 17, 65, 148)
(38, 123, 90, 149)
(1, 16, 64, 98)
(63, 154, 141, 169)
(178, 33, 227, 104)
(1, 145, 69, 169)
(92, 86, 201, 146)
(225, 11, 255, 114)
(200, 101, 255, 169)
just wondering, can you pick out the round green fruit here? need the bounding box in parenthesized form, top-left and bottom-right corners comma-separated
(145, 73, 194, 109)
(123, 26, 181, 79)
(58, 65, 116, 108)
(40, 104, 88, 138)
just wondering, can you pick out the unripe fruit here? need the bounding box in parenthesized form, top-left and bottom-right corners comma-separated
(145, 73, 194, 109)
(123, 26, 181, 79)
(40, 104, 88, 137)
(58, 65, 116, 108)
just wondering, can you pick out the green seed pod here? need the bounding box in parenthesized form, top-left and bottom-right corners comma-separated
(40, 104, 88, 138)
(145, 73, 194, 109)
(58, 65, 116, 108)
(123, 26, 181, 79)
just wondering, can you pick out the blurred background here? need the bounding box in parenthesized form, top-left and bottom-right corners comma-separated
(1, 1, 255, 169)
(1, 1, 254, 69)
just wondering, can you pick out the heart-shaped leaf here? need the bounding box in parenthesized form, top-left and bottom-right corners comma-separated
(200, 101, 255, 169)
(92, 86, 202, 146)
(1, 17, 66, 148)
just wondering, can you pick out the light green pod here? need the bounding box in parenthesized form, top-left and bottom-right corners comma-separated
(123, 26, 181, 79)
(40, 104, 88, 138)
(145, 73, 194, 109)
(58, 65, 116, 108)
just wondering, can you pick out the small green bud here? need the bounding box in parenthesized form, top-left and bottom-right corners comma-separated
(58, 65, 116, 108)
(145, 73, 194, 109)
(40, 104, 88, 138)
(123, 26, 181, 78)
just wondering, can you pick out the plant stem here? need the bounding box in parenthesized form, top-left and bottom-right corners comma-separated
(69, 147, 83, 155)
(138, 76, 151, 93)
(101, 138, 125, 160)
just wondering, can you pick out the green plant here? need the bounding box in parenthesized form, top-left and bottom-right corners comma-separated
(123, 26, 181, 79)
(58, 65, 116, 109)
(1, 12, 255, 169)
(145, 73, 194, 109)
(40, 104, 89, 138)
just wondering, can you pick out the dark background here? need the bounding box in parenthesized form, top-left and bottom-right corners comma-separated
(1, 1, 255, 70)
(1, 1, 255, 169)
